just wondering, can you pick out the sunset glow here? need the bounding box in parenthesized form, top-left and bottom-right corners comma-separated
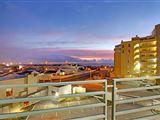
(0, 1, 160, 63)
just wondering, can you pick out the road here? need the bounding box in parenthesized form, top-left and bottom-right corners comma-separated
(39, 70, 108, 83)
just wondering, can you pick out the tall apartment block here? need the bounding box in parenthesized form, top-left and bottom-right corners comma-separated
(114, 24, 160, 78)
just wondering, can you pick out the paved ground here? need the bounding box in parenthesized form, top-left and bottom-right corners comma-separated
(28, 97, 104, 120)
(27, 95, 160, 120)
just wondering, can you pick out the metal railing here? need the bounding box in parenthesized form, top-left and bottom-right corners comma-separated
(112, 76, 160, 120)
(2, 76, 160, 120)
(0, 80, 108, 120)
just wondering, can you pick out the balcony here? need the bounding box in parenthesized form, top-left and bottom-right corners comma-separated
(140, 41, 157, 47)
(140, 44, 157, 48)
(140, 48, 157, 53)
(0, 80, 108, 120)
(112, 76, 160, 120)
(1, 77, 160, 120)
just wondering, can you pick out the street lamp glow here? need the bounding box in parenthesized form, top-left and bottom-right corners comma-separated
(6, 63, 9, 67)
(55, 92, 59, 97)
(146, 75, 149, 79)
(19, 65, 23, 69)
(45, 61, 48, 64)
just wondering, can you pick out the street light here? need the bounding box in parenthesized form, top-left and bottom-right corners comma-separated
(55, 92, 59, 97)
(90, 70, 92, 79)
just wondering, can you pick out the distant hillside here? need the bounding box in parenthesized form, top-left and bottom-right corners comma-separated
(35, 54, 113, 65)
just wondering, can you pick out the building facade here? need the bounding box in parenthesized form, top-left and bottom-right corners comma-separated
(0, 74, 39, 99)
(114, 24, 160, 78)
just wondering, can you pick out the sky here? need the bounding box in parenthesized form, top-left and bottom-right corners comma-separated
(1, 0, 160, 63)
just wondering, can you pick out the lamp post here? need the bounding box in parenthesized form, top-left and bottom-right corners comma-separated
(60, 75, 61, 82)
(90, 70, 92, 79)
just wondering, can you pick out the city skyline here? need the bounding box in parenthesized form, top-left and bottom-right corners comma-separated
(1, 1, 160, 119)
(1, 0, 160, 63)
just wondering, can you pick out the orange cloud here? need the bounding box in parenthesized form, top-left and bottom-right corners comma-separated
(44, 49, 114, 60)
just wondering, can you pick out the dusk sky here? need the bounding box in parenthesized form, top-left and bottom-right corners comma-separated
(1, 0, 160, 63)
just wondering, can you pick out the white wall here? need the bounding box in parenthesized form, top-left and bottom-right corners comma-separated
(48, 85, 72, 96)
(58, 85, 72, 95)
(27, 74, 39, 94)
(0, 78, 26, 99)
(0, 74, 39, 99)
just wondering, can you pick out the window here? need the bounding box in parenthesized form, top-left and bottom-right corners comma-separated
(128, 44, 131, 47)
(6, 88, 13, 97)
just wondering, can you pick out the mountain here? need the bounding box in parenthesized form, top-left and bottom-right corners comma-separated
(35, 54, 113, 65)
(35, 54, 82, 62)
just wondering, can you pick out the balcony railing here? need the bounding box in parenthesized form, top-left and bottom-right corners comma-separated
(112, 76, 160, 120)
(1, 76, 160, 120)
(0, 80, 108, 120)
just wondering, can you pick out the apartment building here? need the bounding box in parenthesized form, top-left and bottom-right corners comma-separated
(114, 24, 160, 78)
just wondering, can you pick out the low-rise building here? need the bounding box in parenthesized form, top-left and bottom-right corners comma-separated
(0, 73, 39, 99)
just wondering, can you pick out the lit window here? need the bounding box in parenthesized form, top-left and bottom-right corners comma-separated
(128, 44, 131, 47)
(134, 49, 140, 54)
(134, 55, 140, 59)
(134, 62, 141, 72)
(134, 44, 139, 48)
(152, 41, 157, 45)
(6, 88, 13, 97)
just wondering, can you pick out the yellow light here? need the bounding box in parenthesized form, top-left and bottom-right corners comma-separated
(55, 92, 59, 97)
(146, 75, 149, 79)
(134, 62, 141, 72)
(6, 63, 9, 67)
(134, 55, 140, 59)
(152, 41, 157, 45)
(151, 64, 157, 68)
(45, 61, 48, 64)
(19, 65, 23, 69)
(11, 108, 22, 113)
(134, 44, 140, 48)
(151, 58, 157, 62)
(134, 49, 140, 54)
(151, 47, 157, 51)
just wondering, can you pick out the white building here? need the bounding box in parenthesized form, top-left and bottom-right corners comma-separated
(0, 73, 39, 99)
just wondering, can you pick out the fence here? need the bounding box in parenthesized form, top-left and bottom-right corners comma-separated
(1, 76, 160, 120)
(112, 76, 160, 120)
(0, 80, 108, 120)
